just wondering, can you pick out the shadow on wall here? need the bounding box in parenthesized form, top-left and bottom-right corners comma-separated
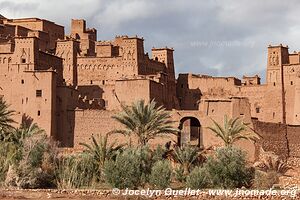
(77, 85, 105, 109)
(178, 88, 202, 110)
(21, 114, 34, 128)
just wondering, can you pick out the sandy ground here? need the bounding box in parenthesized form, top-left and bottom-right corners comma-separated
(0, 189, 299, 200)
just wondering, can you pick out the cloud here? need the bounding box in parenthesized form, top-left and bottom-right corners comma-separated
(1, 0, 300, 82)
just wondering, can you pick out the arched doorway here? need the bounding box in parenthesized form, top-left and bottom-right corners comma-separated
(179, 117, 202, 147)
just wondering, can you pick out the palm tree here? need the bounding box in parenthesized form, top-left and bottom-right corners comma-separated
(112, 99, 179, 146)
(0, 97, 15, 140)
(173, 145, 199, 175)
(80, 133, 124, 175)
(207, 115, 260, 147)
(4, 122, 44, 144)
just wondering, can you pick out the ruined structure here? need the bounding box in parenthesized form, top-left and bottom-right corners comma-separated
(0, 16, 300, 159)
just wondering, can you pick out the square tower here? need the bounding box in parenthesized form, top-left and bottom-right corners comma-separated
(266, 44, 289, 86)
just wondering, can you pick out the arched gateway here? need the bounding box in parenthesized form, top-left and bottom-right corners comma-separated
(178, 117, 202, 148)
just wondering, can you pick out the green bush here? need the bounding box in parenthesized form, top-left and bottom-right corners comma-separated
(203, 146, 254, 189)
(55, 153, 97, 189)
(174, 166, 186, 183)
(173, 145, 199, 175)
(149, 161, 171, 189)
(0, 141, 18, 184)
(104, 148, 142, 189)
(135, 146, 153, 185)
(253, 170, 279, 189)
(186, 167, 210, 189)
(151, 145, 167, 163)
(12, 134, 58, 189)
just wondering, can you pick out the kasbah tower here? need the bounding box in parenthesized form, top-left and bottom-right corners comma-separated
(1, 14, 300, 160)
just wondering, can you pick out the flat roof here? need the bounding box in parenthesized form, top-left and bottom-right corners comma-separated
(4, 17, 64, 28)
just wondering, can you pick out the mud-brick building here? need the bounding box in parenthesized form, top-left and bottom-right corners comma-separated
(0, 15, 300, 159)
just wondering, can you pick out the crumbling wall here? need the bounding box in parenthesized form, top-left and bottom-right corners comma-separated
(252, 120, 288, 159)
(253, 119, 300, 159)
(287, 126, 300, 157)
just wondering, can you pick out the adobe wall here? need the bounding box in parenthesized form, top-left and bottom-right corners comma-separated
(283, 64, 300, 125)
(238, 85, 284, 123)
(252, 120, 288, 159)
(73, 110, 126, 148)
(252, 120, 300, 159)
(72, 97, 256, 160)
(287, 126, 300, 157)
(77, 56, 136, 85)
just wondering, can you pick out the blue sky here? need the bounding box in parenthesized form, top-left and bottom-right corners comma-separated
(1, 0, 300, 82)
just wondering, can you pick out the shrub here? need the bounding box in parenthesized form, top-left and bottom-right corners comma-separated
(173, 145, 199, 175)
(0, 141, 18, 184)
(174, 166, 185, 183)
(80, 134, 124, 181)
(203, 146, 254, 189)
(253, 170, 279, 189)
(149, 161, 172, 189)
(55, 153, 97, 189)
(152, 145, 167, 163)
(254, 148, 289, 174)
(186, 167, 210, 189)
(104, 148, 142, 189)
(12, 134, 58, 189)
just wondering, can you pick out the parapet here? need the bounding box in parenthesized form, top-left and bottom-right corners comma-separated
(242, 75, 261, 85)
(152, 46, 174, 51)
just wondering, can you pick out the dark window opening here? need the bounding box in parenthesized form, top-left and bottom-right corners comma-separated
(273, 112, 275, 118)
(21, 58, 26, 63)
(21, 79, 24, 84)
(273, 82, 276, 86)
(38, 110, 41, 116)
(256, 107, 260, 113)
(102, 80, 105, 85)
(155, 57, 158, 61)
(291, 81, 293, 85)
(90, 80, 93, 84)
(36, 90, 42, 97)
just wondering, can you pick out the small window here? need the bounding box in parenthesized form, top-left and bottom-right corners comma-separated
(37, 110, 41, 116)
(256, 107, 260, 113)
(90, 80, 93, 84)
(291, 81, 293, 85)
(21, 79, 24, 84)
(102, 80, 105, 85)
(273, 82, 276, 86)
(21, 58, 26, 63)
(36, 90, 42, 97)
(273, 112, 275, 118)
